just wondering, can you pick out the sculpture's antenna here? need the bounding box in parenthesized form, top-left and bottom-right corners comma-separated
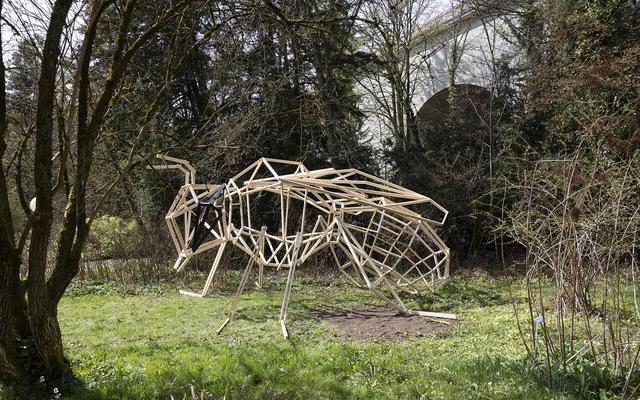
(147, 154, 196, 185)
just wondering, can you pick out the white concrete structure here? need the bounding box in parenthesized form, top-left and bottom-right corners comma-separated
(359, 1, 520, 139)
(411, 2, 520, 108)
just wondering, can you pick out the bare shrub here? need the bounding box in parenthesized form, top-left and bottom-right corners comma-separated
(502, 149, 640, 396)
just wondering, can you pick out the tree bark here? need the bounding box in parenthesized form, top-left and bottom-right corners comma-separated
(27, 0, 74, 382)
(0, 0, 25, 382)
(48, 0, 114, 306)
(0, 204, 23, 384)
(0, 258, 22, 383)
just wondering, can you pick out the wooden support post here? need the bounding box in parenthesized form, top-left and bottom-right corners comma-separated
(278, 232, 302, 339)
(408, 310, 457, 320)
(256, 226, 267, 288)
(193, 242, 227, 297)
(381, 276, 409, 313)
(280, 320, 289, 339)
(217, 228, 267, 334)
(217, 254, 257, 334)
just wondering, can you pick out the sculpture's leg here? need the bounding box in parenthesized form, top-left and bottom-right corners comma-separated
(368, 270, 456, 320)
(257, 260, 264, 288)
(217, 255, 256, 334)
(370, 276, 408, 314)
(407, 309, 457, 319)
(179, 242, 227, 298)
(256, 226, 267, 288)
(278, 232, 303, 339)
(217, 228, 266, 333)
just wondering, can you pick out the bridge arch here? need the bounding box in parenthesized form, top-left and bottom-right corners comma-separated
(416, 84, 492, 133)
(409, 4, 519, 125)
(357, 3, 520, 150)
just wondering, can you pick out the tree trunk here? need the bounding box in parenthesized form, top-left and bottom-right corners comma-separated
(0, 250, 22, 383)
(0, 0, 24, 383)
(27, 0, 74, 382)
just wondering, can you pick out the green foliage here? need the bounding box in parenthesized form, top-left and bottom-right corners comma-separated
(492, 6, 640, 396)
(501, 0, 640, 161)
(85, 215, 139, 260)
(522, 352, 640, 400)
(65, 280, 176, 297)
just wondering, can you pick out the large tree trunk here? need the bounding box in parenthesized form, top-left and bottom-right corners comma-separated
(0, 239, 23, 383)
(1, 0, 187, 387)
(27, 0, 74, 382)
(26, 0, 139, 381)
(0, 0, 24, 383)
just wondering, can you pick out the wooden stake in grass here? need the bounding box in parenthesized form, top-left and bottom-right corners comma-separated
(150, 155, 455, 336)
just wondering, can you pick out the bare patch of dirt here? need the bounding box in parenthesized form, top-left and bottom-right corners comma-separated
(312, 306, 457, 341)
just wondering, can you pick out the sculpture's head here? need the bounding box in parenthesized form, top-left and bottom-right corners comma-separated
(149, 155, 228, 272)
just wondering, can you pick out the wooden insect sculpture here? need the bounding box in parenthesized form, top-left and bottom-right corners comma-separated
(150, 155, 455, 338)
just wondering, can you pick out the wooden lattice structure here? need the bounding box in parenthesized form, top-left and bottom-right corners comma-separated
(151, 155, 455, 338)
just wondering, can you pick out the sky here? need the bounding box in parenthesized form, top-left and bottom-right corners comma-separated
(1, 0, 86, 64)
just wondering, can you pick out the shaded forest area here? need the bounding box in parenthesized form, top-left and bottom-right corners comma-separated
(1, 0, 639, 398)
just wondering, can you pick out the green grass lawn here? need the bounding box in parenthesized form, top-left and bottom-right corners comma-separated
(0, 271, 621, 399)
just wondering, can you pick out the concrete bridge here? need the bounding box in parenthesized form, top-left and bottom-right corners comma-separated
(360, 1, 520, 137)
